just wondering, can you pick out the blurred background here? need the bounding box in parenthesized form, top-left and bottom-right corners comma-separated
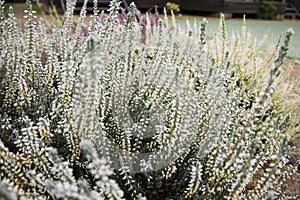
(5, 0, 298, 58)
(4, 0, 300, 20)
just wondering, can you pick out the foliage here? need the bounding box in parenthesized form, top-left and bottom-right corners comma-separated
(258, 2, 277, 20)
(165, 2, 180, 12)
(0, 0, 299, 199)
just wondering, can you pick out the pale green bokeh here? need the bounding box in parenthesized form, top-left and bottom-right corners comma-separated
(176, 18, 300, 59)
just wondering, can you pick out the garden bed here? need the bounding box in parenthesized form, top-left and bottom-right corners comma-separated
(1, 1, 300, 199)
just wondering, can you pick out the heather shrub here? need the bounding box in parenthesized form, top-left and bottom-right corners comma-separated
(0, 0, 299, 199)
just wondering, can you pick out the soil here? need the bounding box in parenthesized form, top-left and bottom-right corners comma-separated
(284, 59, 300, 197)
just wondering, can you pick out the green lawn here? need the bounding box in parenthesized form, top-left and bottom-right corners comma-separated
(176, 17, 300, 59)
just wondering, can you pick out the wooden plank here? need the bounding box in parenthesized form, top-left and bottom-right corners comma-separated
(130, 0, 167, 9)
(180, 0, 224, 12)
(223, 1, 285, 14)
(289, 0, 300, 11)
(223, 1, 260, 14)
(129, 0, 180, 9)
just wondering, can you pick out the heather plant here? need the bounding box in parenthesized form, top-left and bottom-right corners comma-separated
(0, 0, 299, 199)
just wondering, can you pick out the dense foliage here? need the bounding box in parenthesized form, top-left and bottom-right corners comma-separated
(0, 0, 299, 199)
(258, 2, 277, 20)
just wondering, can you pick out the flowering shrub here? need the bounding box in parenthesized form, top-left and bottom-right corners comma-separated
(0, 0, 299, 199)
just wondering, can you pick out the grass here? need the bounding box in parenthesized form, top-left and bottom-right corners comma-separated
(175, 16, 300, 59)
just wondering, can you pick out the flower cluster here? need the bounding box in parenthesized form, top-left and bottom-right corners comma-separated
(0, 0, 299, 199)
